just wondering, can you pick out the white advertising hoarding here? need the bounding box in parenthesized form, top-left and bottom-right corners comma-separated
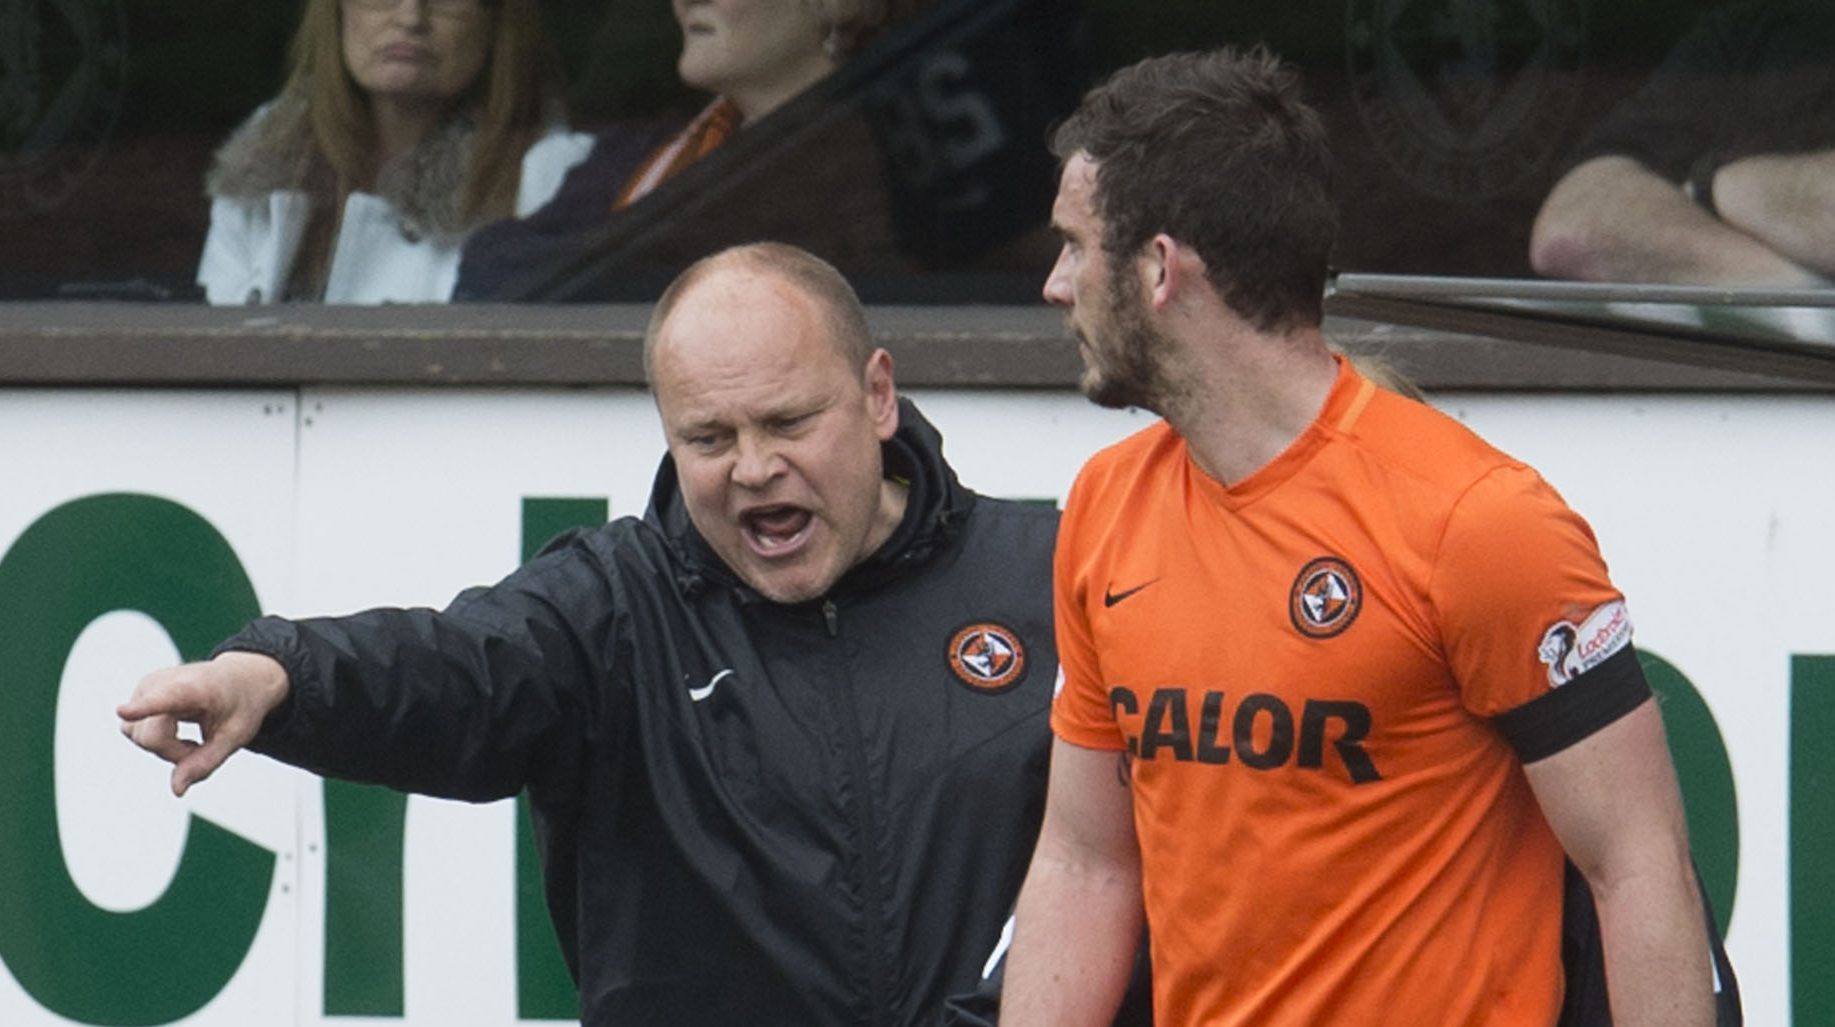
(1, 385, 1827, 1025)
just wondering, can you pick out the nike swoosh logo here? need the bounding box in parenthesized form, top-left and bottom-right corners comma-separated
(1103, 579, 1159, 608)
(689, 669, 734, 703)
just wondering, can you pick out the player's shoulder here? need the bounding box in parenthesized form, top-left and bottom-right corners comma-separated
(1351, 389, 1599, 543)
(1347, 387, 1529, 497)
(1072, 418, 1182, 496)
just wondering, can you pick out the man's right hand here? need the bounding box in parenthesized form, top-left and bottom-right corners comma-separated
(117, 651, 291, 797)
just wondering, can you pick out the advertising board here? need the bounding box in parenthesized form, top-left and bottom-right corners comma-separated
(1, 386, 1826, 1025)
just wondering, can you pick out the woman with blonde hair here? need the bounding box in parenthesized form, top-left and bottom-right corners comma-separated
(198, 0, 593, 303)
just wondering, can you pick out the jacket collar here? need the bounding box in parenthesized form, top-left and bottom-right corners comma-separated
(205, 86, 482, 240)
(645, 397, 975, 601)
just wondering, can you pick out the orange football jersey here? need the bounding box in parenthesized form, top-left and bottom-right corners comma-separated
(1052, 359, 1641, 1025)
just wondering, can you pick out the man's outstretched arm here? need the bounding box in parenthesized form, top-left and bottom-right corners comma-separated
(115, 531, 615, 801)
(1000, 738, 1143, 1027)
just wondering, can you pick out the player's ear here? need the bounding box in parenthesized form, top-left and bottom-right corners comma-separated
(1144, 233, 1199, 311)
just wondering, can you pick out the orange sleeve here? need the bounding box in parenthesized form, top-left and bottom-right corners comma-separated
(1430, 464, 1633, 719)
(1049, 467, 1128, 751)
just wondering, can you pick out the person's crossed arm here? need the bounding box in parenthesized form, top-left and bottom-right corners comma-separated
(1529, 0, 1835, 290)
(1711, 147, 1835, 277)
(1530, 154, 1831, 287)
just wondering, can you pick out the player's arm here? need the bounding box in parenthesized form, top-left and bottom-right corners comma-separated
(1000, 737, 1143, 1027)
(1522, 696, 1714, 1027)
(1437, 464, 1720, 1025)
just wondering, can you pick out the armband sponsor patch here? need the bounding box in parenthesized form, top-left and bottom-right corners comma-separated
(1536, 600, 1632, 687)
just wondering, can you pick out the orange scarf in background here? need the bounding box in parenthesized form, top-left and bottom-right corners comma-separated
(613, 98, 742, 211)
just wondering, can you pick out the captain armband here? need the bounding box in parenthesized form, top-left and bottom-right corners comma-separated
(1493, 647, 1652, 764)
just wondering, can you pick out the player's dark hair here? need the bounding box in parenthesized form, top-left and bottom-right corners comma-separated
(1052, 47, 1337, 332)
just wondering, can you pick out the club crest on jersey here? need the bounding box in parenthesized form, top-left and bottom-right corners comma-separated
(1289, 556, 1362, 639)
(1537, 600, 1633, 686)
(947, 622, 1028, 693)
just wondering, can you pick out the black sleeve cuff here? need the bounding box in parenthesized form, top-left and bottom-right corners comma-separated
(211, 618, 313, 748)
(1493, 646, 1652, 764)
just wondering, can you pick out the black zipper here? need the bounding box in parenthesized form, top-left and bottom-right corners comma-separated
(824, 598, 893, 1025)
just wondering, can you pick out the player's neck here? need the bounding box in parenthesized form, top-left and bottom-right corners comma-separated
(1166, 326, 1338, 488)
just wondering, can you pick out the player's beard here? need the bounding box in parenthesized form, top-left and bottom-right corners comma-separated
(1079, 262, 1180, 414)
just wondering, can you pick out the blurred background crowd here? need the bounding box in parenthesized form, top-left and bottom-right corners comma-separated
(1, 0, 1828, 306)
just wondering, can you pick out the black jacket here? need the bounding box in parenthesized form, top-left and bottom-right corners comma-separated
(228, 400, 1060, 1025)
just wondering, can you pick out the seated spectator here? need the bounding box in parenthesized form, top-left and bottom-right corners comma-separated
(454, 0, 924, 299)
(198, 0, 594, 304)
(1529, 0, 1835, 287)
(618, 0, 881, 206)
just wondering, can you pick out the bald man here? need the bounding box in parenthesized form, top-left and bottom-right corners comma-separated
(119, 243, 1060, 1026)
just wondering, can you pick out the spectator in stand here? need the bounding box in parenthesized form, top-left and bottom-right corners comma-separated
(453, 0, 925, 298)
(197, 0, 593, 304)
(1529, 0, 1835, 287)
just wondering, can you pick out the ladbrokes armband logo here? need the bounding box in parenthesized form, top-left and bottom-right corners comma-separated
(0, 0, 127, 217)
(1537, 599, 1633, 687)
